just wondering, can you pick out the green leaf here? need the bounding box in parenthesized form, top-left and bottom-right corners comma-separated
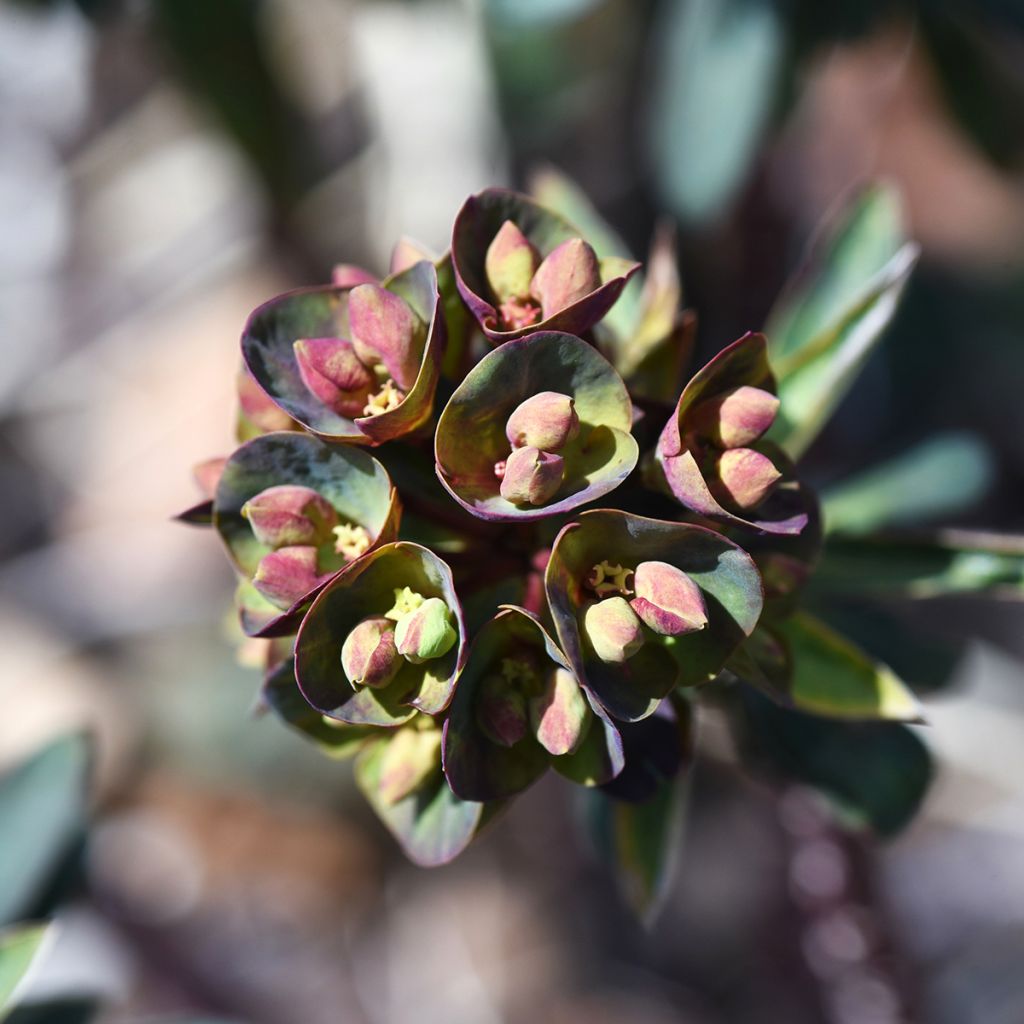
(0, 736, 90, 927)
(584, 780, 685, 925)
(650, 0, 785, 222)
(821, 432, 995, 535)
(766, 185, 919, 458)
(582, 699, 693, 923)
(813, 530, 1024, 600)
(0, 925, 49, 1020)
(733, 686, 932, 836)
(763, 612, 923, 721)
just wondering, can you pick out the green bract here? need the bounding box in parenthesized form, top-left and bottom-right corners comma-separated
(435, 331, 639, 521)
(240, 260, 445, 445)
(442, 606, 624, 801)
(213, 432, 400, 637)
(546, 510, 763, 721)
(295, 542, 466, 727)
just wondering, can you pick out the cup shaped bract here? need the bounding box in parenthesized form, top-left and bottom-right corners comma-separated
(451, 188, 640, 342)
(442, 606, 624, 801)
(545, 510, 764, 722)
(295, 542, 466, 727)
(240, 260, 445, 445)
(214, 432, 401, 637)
(655, 332, 812, 535)
(435, 332, 639, 522)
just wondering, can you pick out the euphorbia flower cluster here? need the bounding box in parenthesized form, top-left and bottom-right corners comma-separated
(182, 184, 919, 879)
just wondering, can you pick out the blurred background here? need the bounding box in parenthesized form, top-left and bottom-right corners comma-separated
(1, 0, 1023, 1021)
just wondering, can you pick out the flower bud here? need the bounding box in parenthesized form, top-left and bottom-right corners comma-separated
(505, 391, 580, 452)
(715, 447, 782, 509)
(498, 446, 565, 506)
(529, 237, 602, 319)
(529, 667, 589, 756)
(378, 722, 443, 805)
(630, 560, 708, 637)
(476, 673, 529, 748)
(241, 485, 338, 549)
(293, 337, 374, 417)
(252, 546, 327, 610)
(689, 385, 780, 448)
(485, 219, 539, 302)
(348, 283, 424, 391)
(341, 616, 403, 690)
(394, 596, 457, 664)
(582, 596, 645, 664)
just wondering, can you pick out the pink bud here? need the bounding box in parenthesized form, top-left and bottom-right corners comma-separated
(476, 673, 529, 748)
(529, 238, 602, 319)
(689, 386, 780, 448)
(498, 446, 565, 506)
(341, 616, 403, 690)
(348, 284, 424, 391)
(241, 485, 338, 549)
(630, 560, 708, 637)
(582, 596, 645, 664)
(293, 337, 374, 417)
(529, 668, 589, 756)
(485, 219, 540, 302)
(505, 391, 580, 452)
(251, 546, 328, 610)
(715, 448, 782, 509)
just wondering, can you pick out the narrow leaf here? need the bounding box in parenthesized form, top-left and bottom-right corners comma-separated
(0, 925, 49, 1020)
(0, 736, 90, 927)
(821, 432, 995, 535)
(767, 185, 919, 458)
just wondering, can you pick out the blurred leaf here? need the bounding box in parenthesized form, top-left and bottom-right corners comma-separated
(0, 925, 48, 1021)
(921, 7, 1024, 169)
(768, 612, 923, 721)
(0, 736, 90, 927)
(5, 1001, 97, 1024)
(583, 699, 693, 922)
(650, 0, 785, 222)
(584, 777, 686, 925)
(821, 432, 995, 535)
(815, 603, 965, 696)
(151, 0, 325, 208)
(767, 185, 919, 458)
(814, 529, 1024, 600)
(733, 686, 932, 836)
(485, 0, 602, 27)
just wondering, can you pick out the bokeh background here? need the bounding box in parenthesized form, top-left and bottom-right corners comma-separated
(2, 1, 1024, 1022)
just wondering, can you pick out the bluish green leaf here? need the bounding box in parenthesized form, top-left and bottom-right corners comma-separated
(821, 432, 995, 535)
(650, 0, 785, 222)
(733, 686, 932, 836)
(814, 530, 1024, 600)
(767, 185, 919, 458)
(0, 736, 90, 927)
